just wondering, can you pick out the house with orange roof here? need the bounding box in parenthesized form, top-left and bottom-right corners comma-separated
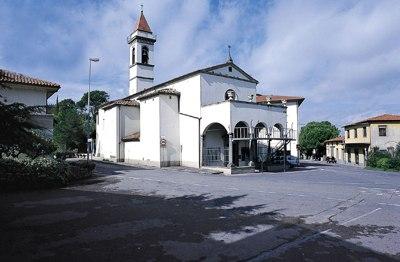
(0, 68, 60, 137)
(342, 114, 400, 166)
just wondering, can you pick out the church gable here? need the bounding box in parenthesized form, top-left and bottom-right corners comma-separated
(204, 63, 258, 84)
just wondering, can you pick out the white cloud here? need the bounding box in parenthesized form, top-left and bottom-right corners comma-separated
(1, 0, 399, 127)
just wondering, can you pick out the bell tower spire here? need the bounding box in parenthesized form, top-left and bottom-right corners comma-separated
(127, 7, 156, 95)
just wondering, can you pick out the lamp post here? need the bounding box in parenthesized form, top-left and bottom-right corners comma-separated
(87, 58, 99, 162)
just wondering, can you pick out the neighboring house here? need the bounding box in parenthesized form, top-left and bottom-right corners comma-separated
(96, 10, 302, 174)
(324, 136, 345, 163)
(256, 95, 304, 157)
(343, 114, 400, 166)
(0, 68, 60, 136)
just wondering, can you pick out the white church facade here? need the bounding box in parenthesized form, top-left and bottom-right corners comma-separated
(96, 11, 304, 174)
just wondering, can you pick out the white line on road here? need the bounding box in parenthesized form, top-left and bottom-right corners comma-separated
(378, 203, 400, 207)
(341, 208, 382, 225)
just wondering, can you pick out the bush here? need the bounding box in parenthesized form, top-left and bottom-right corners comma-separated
(367, 151, 391, 168)
(0, 155, 95, 191)
(376, 158, 391, 170)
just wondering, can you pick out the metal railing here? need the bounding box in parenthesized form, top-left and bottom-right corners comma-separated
(253, 127, 297, 139)
(202, 147, 229, 166)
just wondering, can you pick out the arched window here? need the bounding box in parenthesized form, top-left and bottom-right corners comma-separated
(225, 89, 236, 101)
(131, 47, 135, 64)
(142, 46, 149, 64)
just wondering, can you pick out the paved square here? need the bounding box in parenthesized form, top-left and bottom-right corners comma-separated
(1, 161, 399, 261)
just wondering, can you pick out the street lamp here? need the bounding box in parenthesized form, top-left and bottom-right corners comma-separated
(87, 57, 100, 162)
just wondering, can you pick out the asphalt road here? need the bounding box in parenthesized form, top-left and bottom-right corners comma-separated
(1, 161, 399, 261)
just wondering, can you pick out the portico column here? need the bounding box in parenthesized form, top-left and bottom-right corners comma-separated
(227, 133, 234, 168)
(199, 135, 204, 168)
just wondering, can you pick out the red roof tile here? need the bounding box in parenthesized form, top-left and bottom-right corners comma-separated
(365, 114, 400, 122)
(135, 11, 152, 33)
(256, 94, 305, 105)
(0, 68, 60, 89)
(101, 99, 139, 110)
(345, 114, 400, 126)
(324, 136, 344, 143)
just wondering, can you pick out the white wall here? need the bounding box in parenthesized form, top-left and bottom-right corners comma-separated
(286, 102, 299, 157)
(200, 73, 257, 106)
(0, 84, 48, 108)
(96, 107, 118, 159)
(137, 96, 161, 166)
(159, 94, 180, 166)
(179, 114, 200, 168)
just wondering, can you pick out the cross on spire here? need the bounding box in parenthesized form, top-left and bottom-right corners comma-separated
(140, 4, 143, 12)
(227, 45, 233, 63)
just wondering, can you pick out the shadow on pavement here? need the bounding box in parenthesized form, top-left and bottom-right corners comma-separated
(0, 188, 398, 261)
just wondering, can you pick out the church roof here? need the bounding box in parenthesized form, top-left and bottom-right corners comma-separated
(0, 68, 60, 89)
(136, 88, 180, 101)
(256, 94, 305, 105)
(100, 98, 139, 110)
(135, 11, 152, 33)
(125, 61, 258, 100)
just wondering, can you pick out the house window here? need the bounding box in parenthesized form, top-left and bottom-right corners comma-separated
(363, 127, 367, 137)
(354, 128, 357, 138)
(347, 149, 351, 163)
(347, 130, 350, 138)
(142, 46, 149, 64)
(132, 47, 135, 64)
(378, 125, 387, 136)
(228, 66, 232, 72)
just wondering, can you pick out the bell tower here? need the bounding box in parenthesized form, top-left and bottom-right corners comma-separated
(127, 9, 156, 95)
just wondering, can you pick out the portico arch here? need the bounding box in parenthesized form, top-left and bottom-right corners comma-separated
(273, 123, 284, 138)
(202, 123, 229, 167)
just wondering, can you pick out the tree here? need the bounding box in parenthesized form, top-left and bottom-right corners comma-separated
(76, 90, 109, 112)
(299, 121, 340, 157)
(53, 99, 86, 152)
(0, 102, 55, 157)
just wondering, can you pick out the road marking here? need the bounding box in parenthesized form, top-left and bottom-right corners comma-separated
(341, 208, 382, 225)
(378, 203, 400, 207)
(227, 187, 239, 191)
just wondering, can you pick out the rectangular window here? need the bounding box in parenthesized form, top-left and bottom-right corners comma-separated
(354, 128, 357, 138)
(347, 130, 350, 138)
(363, 127, 367, 137)
(378, 125, 387, 136)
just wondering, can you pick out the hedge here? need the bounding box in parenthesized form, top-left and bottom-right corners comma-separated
(367, 150, 400, 171)
(0, 155, 95, 190)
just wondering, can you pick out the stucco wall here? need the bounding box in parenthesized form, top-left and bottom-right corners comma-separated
(96, 107, 118, 160)
(370, 123, 400, 150)
(179, 114, 200, 168)
(286, 102, 299, 157)
(159, 94, 180, 166)
(200, 73, 257, 106)
(0, 84, 48, 108)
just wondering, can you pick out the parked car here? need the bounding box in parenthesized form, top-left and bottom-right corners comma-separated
(326, 156, 337, 163)
(286, 156, 300, 167)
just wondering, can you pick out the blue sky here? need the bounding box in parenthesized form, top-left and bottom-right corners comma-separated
(1, 0, 400, 127)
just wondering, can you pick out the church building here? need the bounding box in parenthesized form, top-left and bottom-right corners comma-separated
(96, 10, 304, 174)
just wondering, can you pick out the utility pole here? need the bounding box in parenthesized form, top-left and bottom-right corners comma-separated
(87, 58, 99, 162)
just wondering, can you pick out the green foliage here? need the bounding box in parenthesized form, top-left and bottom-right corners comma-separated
(367, 147, 400, 171)
(299, 121, 340, 157)
(376, 158, 391, 170)
(53, 99, 86, 152)
(0, 102, 55, 157)
(76, 90, 109, 112)
(0, 155, 95, 190)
